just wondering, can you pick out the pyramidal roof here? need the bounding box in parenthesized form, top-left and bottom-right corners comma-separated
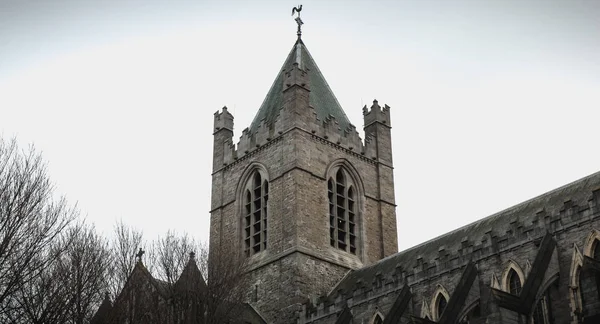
(249, 39, 352, 134)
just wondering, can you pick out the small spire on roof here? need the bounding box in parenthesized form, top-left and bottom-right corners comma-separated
(135, 248, 145, 263)
(292, 5, 304, 39)
(189, 251, 195, 260)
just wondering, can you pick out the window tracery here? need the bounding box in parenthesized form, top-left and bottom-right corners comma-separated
(243, 171, 268, 256)
(328, 167, 357, 254)
(532, 291, 553, 324)
(501, 260, 525, 295)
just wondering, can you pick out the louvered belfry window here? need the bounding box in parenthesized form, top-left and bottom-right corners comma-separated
(244, 172, 268, 256)
(328, 168, 357, 254)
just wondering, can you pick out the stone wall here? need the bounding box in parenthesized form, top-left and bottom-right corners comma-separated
(210, 98, 398, 323)
(298, 176, 600, 323)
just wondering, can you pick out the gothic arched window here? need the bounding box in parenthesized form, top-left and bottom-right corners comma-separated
(373, 314, 383, 324)
(593, 239, 600, 261)
(532, 290, 553, 324)
(508, 269, 522, 296)
(243, 171, 268, 256)
(328, 168, 357, 254)
(459, 304, 481, 324)
(436, 293, 448, 320)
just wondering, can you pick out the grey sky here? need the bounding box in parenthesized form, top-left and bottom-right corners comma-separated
(1, 0, 599, 250)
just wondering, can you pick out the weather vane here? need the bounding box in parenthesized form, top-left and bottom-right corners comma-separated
(292, 5, 303, 38)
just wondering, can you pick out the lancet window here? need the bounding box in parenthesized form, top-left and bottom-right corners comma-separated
(508, 268, 522, 296)
(328, 168, 357, 254)
(373, 314, 383, 324)
(532, 290, 553, 324)
(243, 171, 268, 256)
(593, 239, 600, 261)
(436, 293, 448, 320)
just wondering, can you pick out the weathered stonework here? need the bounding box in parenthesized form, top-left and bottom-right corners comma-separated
(209, 36, 600, 324)
(209, 39, 398, 323)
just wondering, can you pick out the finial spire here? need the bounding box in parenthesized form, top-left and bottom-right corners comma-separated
(292, 5, 304, 39)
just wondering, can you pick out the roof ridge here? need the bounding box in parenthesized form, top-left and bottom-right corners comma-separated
(394, 169, 600, 256)
(341, 170, 600, 279)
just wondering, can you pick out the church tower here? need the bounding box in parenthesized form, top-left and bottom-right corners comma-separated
(209, 19, 398, 323)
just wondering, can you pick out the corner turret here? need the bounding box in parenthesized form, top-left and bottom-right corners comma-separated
(214, 106, 234, 133)
(363, 100, 392, 165)
(363, 99, 391, 128)
(213, 107, 235, 171)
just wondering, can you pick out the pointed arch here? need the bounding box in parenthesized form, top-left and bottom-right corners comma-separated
(235, 162, 270, 257)
(324, 159, 365, 195)
(430, 284, 451, 321)
(420, 299, 432, 320)
(501, 260, 525, 295)
(568, 243, 585, 322)
(531, 276, 558, 324)
(457, 300, 481, 324)
(325, 159, 364, 256)
(370, 311, 384, 324)
(570, 244, 584, 288)
(583, 229, 600, 258)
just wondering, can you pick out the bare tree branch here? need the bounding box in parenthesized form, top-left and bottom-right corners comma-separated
(0, 137, 76, 320)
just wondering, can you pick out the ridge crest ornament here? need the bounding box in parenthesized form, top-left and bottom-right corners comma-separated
(292, 5, 304, 39)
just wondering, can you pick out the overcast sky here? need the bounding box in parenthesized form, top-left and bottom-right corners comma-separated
(1, 0, 599, 251)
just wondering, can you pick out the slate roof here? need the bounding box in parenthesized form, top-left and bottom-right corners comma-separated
(90, 293, 112, 324)
(174, 255, 207, 293)
(330, 170, 600, 295)
(248, 39, 352, 134)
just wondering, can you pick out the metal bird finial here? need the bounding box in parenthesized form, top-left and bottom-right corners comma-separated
(292, 5, 304, 39)
(292, 5, 303, 17)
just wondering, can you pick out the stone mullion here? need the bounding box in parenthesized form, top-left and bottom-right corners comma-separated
(261, 180, 268, 251)
(343, 185, 349, 253)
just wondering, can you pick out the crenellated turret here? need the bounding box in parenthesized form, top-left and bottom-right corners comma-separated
(212, 107, 234, 170)
(210, 34, 398, 323)
(363, 99, 391, 128)
(363, 100, 392, 165)
(363, 99, 396, 258)
(214, 106, 234, 132)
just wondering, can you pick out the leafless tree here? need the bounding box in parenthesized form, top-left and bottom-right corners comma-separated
(63, 224, 112, 324)
(8, 224, 111, 324)
(203, 244, 250, 324)
(0, 138, 76, 320)
(108, 220, 144, 298)
(150, 230, 198, 287)
(124, 231, 251, 324)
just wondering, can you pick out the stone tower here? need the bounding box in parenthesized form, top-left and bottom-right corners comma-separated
(209, 36, 398, 323)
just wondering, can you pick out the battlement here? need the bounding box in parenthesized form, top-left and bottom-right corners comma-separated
(213, 106, 234, 133)
(297, 177, 600, 323)
(363, 99, 391, 128)
(213, 101, 394, 171)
